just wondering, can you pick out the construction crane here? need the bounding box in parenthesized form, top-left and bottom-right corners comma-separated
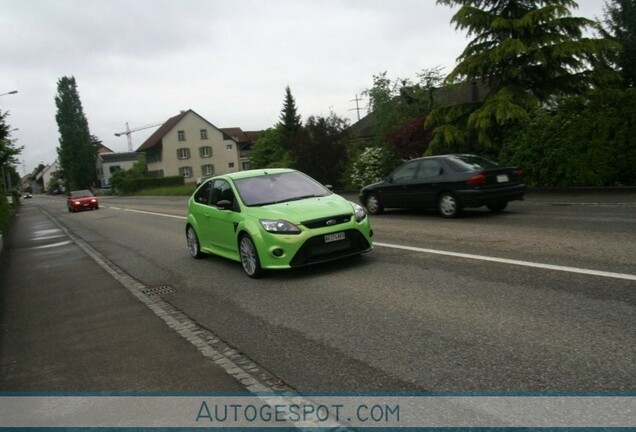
(114, 122, 163, 152)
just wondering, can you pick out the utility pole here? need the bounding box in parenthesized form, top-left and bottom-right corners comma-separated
(349, 94, 366, 122)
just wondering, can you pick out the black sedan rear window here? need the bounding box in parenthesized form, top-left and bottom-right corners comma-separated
(446, 155, 499, 172)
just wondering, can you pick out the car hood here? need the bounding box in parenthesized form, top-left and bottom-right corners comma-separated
(246, 194, 354, 223)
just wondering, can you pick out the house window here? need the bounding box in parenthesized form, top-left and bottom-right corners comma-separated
(200, 146, 212, 158)
(201, 164, 215, 176)
(242, 161, 251, 170)
(178, 130, 186, 141)
(179, 166, 192, 178)
(228, 162, 235, 168)
(177, 148, 190, 159)
(109, 165, 121, 174)
(226, 144, 233, 151)
(200, 129, 208, 140)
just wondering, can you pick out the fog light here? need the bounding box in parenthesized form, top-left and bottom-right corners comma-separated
(272, 248, 284, 257)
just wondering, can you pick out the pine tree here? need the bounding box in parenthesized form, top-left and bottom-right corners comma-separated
(428, 0, 616, 153)
(55, 76, 96, 190)
(603, 0, 636, 87)
(278, 86, 301, 138)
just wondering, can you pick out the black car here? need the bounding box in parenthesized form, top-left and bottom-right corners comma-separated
(359, 154, 526, 218)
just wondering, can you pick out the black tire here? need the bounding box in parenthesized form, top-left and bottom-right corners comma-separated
(364, 193, 384, 215)
(487, 202, 508, 213)
(438, 192, 462, 218)
(186, 225, 204, 259)
(239, 234, 263, 278)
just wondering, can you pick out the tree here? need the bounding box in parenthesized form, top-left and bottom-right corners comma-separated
(249, 127, 294, 169)
(428, 0, 617, 154)
(603, 0, 636, 87)
(278, 86, 302, 142)
(0, 110, 23, 191)
(363, 69, 442, 160)
(291, 112, 350, 188)
(55, 76, 96, 190)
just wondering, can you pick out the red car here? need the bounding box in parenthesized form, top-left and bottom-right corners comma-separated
(67, 190, 99, 212)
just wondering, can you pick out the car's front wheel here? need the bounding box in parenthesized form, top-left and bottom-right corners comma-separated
(364, 193, 384, 215)
(438, 192, 461, 218)
(186, 225, 204, 259)
(239, 234, 263, 278)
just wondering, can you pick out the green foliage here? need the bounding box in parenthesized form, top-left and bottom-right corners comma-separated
(603, 0, 636, 87)
(359, 69, 442, 165)
(291, 113, 350, 188)
(109, 157, 154, 193)
(55, 76, 96, 189)
(429, 0, 618, 151)
(349, 146, 397, 189)
(113, 175, 184, 195)
(500, 88, 636, 186)
(0, 111, 23, 194)
(278, 86, 302, 144)
(0, 194, 9, 232)
(250, 127, 294, 169)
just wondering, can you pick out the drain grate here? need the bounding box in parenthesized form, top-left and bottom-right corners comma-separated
(142, 285, 176, 296)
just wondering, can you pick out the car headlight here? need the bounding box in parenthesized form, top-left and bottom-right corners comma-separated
(260, 219, 301, 234)
(351, 202, 367, 222)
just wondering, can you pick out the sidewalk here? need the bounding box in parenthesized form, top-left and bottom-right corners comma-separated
(0, 205, 246, 392)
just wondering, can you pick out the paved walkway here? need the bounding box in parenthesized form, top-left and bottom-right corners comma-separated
(0, 205, 246, 392)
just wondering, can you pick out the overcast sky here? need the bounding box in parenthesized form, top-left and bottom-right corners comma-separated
(1, 0, 606, 175)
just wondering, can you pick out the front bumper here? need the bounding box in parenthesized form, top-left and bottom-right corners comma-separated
(255, 220, 373, 270)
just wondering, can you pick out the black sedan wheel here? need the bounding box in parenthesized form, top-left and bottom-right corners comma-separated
(239, 234, 263, 278)
(487, 202, 508, 213)
(364, 194, 384, 215)
(438, 192, 461, 218)
(186, 226, 204, 259)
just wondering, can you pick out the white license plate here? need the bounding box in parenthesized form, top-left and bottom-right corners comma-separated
(497, 174, 509, 183)
(324, 232, 346, 243)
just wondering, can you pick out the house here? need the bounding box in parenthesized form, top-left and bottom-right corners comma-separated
(219, 128, 261, 171)
(96, 151, 143, 188)
(39, 160, 62, 193)
(136, 109, 242, 183)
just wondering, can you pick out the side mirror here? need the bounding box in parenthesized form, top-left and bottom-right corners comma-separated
(216, 200, 233, 210)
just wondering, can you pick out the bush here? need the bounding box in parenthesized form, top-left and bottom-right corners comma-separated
(349, 146, 397, 189)
(500, 88, 636, 187)
(115, 176, 185, 194)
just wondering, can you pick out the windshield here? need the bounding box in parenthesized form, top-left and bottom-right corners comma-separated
(446, 155, 499, 172)
(234, 171, 331, 206)
(70, 190, 93, 198)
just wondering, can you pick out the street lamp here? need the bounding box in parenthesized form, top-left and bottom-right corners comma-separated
(0, 90, 18, 97)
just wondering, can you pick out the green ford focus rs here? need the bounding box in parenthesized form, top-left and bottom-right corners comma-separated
(186, 169, 373, 278)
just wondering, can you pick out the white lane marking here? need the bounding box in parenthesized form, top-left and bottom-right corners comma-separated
(374, 242, 636, 281)
(32, 240, 72, 250)
(106, 205, 636, 281)
(106, 206, 186, 220)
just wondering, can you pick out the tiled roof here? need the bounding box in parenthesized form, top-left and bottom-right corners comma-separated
(136, 110, 189, 152)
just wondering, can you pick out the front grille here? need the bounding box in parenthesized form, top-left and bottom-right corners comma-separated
(301, 214, 352, 229)
(289, 229, 371, 267)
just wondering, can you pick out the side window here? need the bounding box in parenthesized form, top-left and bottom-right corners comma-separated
(391, 160, 419, 182)
(416, 160, 442, 179)
(193, 180, 213, 205)
(210, 180, 237, 210)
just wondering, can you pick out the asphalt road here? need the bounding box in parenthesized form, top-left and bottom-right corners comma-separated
(19, 192, 636, 392)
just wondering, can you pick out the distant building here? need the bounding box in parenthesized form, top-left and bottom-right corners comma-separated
(96, 151, 143, 188)
(136, 109, 246, 183)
